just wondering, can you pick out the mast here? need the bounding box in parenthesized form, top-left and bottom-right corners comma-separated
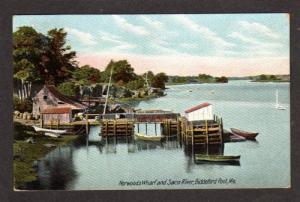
(103, 66, 113, 115)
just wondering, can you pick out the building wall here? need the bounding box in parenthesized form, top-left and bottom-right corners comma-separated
(42, 113, 71, 124)
(32, 87, 79, 118)
(186, 105, 213, 121)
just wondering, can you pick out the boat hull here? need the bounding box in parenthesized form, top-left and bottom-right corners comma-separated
(33, 126, 67, 135)
(230, 128, 258, 140)
(195, 154, 240, 162)
(135, 133, 162, 141)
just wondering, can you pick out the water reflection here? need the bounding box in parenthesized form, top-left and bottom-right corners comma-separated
(34, 146, 77, 190)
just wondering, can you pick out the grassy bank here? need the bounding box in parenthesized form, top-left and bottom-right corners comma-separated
(13, 123, 79, 189)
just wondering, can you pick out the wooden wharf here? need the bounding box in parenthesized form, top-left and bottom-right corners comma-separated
(40, 110, 224, 146)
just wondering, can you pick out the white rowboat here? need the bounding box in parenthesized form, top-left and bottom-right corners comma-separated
(33, 126, 67, 135)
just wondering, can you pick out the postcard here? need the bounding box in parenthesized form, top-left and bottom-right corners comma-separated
(12, 14, 290, 190)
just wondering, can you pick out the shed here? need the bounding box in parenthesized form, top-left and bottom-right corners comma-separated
(32, 85, 86, 119)
(41, 107, 72, 125)
(185, 102, 213, 121)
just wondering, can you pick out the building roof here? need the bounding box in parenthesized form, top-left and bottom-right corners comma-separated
(45, 85, 86, 109)
(185, 102, 211, 113)
(41, 107, 72, 114)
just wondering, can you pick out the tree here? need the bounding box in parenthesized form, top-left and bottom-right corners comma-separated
(13, 26, 49, 99)
(13, 26, 49, 80)
(57, 81, 79, 97)
(13, 26, 77, 85)
(103, 60, 136, 83)
(269, 75, 278, 80)
(126, 76, 145, 90)
(198, 74, 214, 83)
(259, 74, 268, 81)
(142, 71, 155, 88)
(45, 28, 77, 84)
(215, 76, 228, 83)
(72, 65, 101, 84)
(151, 72, 168, 89)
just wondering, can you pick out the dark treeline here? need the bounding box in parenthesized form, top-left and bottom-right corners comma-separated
(168, 74, 228, 84)
(13, 26, 169, 101)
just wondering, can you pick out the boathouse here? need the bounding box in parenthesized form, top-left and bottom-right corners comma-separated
(32, 85, 86, 119)
(41, 107, 73, 125)
(184, 102, 213, 121)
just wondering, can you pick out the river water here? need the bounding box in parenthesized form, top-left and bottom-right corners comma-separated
(29, 80, 290, 190)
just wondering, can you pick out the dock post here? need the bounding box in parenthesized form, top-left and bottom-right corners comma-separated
(137, 123, 140, 133)
(220, 118, 224, 144)
(105, 120, 108, 137)
(191, 122, 194, 155)
(155, 123, 157, 135)
(86, 115, 89, 135)
(177, 118, 180, 140)
(126, 119, 128, 143)
(113, 120, 116, 137)
(41, 115, 44, 128)
(205, 120, 208, 145)
(168, 119, 171, 136)
(145, 122, 147, 135)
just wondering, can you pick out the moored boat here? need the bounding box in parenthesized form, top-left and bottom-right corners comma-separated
(135, 133, 162, 141)
(44, 132, 61, 138)
(230, 128, 258, 140)
(33, 126, 67, 135)
(230, 134, 246, 142)
(195, 154, 240, 162)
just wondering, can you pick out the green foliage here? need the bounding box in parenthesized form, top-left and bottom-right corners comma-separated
(13, 26, 77, 85)
(14, 122, 35, 140)
(126, 77, 145, 90)
(13, 26, 47, 82)
(259, 74, 268, 80)
(151, 72, 168, 89)
(57, 81, 79, 97)
(45, 28, 77, 84)
(103, 60, 137, 83)
(198, 74, 214, 83)
(215, 76, 228, 83)
(269, 75, 278, 80)
(13, 96, 32, 113)
(13, 133, 78, 189)
(72, 65, 101, 84)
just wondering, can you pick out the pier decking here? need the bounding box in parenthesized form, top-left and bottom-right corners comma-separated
(40, 110, 224, 146)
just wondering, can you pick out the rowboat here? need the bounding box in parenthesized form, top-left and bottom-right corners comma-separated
(230, 134, 246, 142)
(32, 126, 67, 135)
(44, 132, 61, 138)
(230, 128, 258, 140)
(135, 133, 162, 141)
(195, 154, 240, 163)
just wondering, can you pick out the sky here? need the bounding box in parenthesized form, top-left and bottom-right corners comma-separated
(13, 14, 289, 76)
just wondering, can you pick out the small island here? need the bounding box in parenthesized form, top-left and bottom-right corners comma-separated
(167, 74, 228, 85)
(250, 74, 290, 82)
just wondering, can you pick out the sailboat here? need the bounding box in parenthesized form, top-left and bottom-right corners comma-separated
(274, 89, 286, 110)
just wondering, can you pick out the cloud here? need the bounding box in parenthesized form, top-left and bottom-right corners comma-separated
(228, 31, 283, 56)
(99, 31, 123, 44)
(174, 15, 234, 48)
(238, 20, 280, 39)
(140, 16, 163, 30)
(97, 31, 137, 52)
(180, 43, 198, 49)
(65, 27, 97, 46)
(113, 15, 149, 36)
